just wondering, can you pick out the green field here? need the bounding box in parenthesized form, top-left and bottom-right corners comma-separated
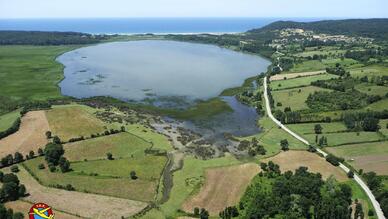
(350, 65, 388, 79)
(270, 73, 338, 90)
(24, 154, 166, 202)
(46, 105, 109, 141)
(64, 132, 153, 161)
(287, 58, 361, 73)
(326, 141, 388, 158)
(125, 124, 173, 152)
(272, 86, 331, 111)
(364, 98, 388, 111)
(0, 109, 20, 132)
(304, 132, 386, 146)
(294, 47, 346, 58)
(288, 122, 348, 135)
(355, 83, 388, 96)
(241, 116, 308, 153)
(0, 45, 79, 101)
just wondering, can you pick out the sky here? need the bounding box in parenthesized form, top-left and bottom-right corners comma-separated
(0, 0, 387, 19)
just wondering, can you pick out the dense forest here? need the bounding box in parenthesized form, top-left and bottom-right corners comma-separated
(235, 162, 355, 219)
(249, 19, 388, 40)
(0, 31, 108, 45)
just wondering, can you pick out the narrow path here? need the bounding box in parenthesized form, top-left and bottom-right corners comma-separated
(263, 76, 386, 219)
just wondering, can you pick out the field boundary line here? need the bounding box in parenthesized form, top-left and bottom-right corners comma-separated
(264, 76, 386, 219)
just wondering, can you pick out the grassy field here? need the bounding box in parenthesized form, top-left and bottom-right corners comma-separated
(326, 141, 388, 175)
(350, 65, 388, 79)
(182, 163, 260, 215)
(64, 132, 152, 161)
(0, 109, 20, 132)
(288, 122, 348, 135)
(0, 45, 79, 101)
(125, 124, 173, 152)
(294, 47, 346, 58)
(14, 165, 147, 218)
(160, 154, 242, 217)
(272, 86, 331, 111)
(364, 98, 388, 111)
(304, 132, 385, 146)
(25, 132, 167, 202)
(270, 73, 338, 90)
(355, 83, 388, 96)
(45, 105, 108, 141)
(24, 155, 166, 202)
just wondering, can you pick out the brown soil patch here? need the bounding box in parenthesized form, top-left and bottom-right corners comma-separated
(270, 70, 325, 81)
(5, 200, 80, 219)
(0, 111, 49, 158)
(263, 151, 348, 182)
(182, 163, 260, 215)
(15, 166, 147, 218)
(351, 154, 388, 175)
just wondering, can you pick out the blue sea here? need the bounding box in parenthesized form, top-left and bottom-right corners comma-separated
(0, 18, 323, 34)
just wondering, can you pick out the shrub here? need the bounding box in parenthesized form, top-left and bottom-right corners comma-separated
(130, 171, 137, 180)
(10, 165, 19, 173)
(38, 163, 45, 169)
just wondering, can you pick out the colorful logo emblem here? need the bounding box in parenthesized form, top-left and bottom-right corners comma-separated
(29, 203, 55, 219)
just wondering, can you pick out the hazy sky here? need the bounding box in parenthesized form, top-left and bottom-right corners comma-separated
(0, 0, 387, 19)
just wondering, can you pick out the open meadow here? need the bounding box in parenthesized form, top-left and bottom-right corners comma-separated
(0, 45, 79, 101)
(45, 105, 109, 141)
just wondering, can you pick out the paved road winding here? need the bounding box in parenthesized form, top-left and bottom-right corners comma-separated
(263, 76, 386, 219)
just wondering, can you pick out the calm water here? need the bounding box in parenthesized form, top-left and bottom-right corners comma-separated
(0, 18, 323, 34)
(58, 40, 270, 105)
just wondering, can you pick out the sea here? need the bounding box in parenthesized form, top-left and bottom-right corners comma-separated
(0, 17, 323, 34)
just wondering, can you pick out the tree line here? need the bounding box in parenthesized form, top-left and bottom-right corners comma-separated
(0, 31, 108, 45)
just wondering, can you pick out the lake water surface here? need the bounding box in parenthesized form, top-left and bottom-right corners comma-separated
(58, 40, 270, 105)
(58, 40, 270, 146)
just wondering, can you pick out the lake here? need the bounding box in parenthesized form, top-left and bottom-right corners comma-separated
(58, 40, 271, 106)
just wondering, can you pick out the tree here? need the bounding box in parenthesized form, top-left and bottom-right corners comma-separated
(200, 208, 209, 219)
(38, 148, 44, 156)
(10, 165, 19, 173)
(130, 171, 137, 180)
(106, 152, 113, 160)
(314, 124, 323, 134)
(53, 136, 61, 144)
(362, 117, 380, 132)
(44, 143, 64, 165)
(45, 131, 52, 139)
(0, 171, 3, 182)
(347, 171, 354, 178)
(354, 202, 364, 219)
(194, 207, 200, 216)
(13, 152, 23, 163)
(18, 184, 26, 197)
(28, 150, 35, 159)
(38, 163, 45, 169)
(59, 157, 71, 173)
(280, 139, 289, 151)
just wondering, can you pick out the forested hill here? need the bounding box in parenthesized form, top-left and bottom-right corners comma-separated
(248, 19, 388, 39)
(0, 31, 108, 45)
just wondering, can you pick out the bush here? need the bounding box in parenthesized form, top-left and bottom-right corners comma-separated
(326, 154, 344, 166)
(38, 163, 45, 169)
(347, 171, 354, 178)
(130, 171, 138, 180)
(10, 165, 19, 173)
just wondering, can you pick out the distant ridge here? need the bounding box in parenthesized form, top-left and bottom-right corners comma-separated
(248, 18, 388, 39)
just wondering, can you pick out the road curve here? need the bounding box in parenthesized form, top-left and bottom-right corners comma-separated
(263, 76, 386, 219)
